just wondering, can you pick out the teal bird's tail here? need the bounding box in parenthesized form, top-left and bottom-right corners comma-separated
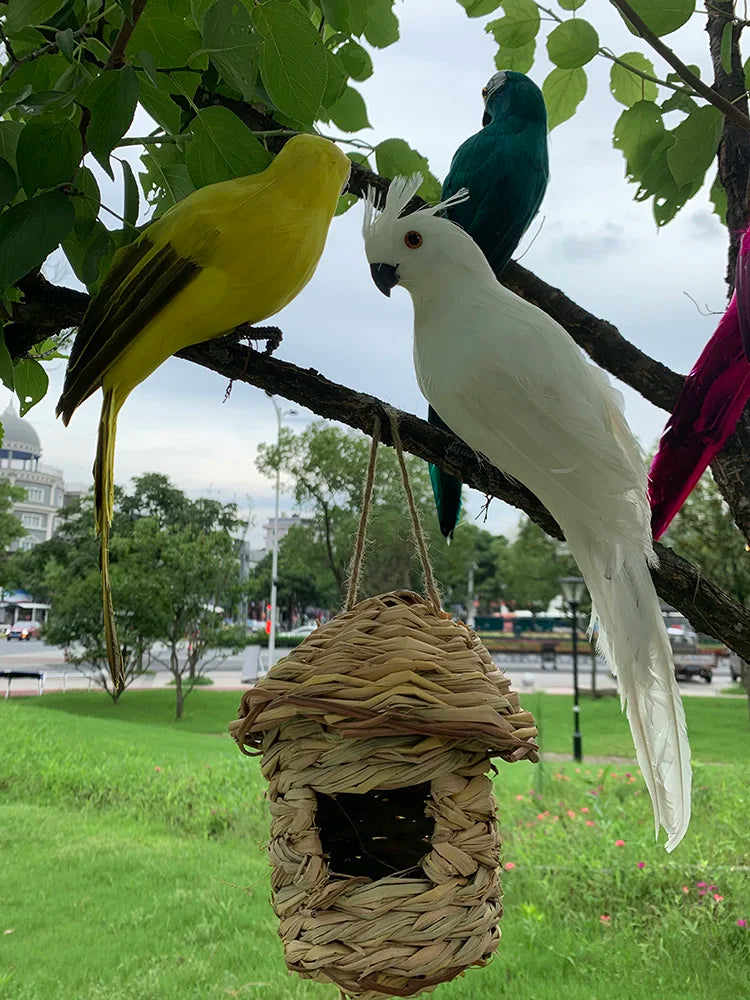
(428, 406, 462, 540)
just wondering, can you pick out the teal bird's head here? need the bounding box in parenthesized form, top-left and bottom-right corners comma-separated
(482, 70, 546, 127)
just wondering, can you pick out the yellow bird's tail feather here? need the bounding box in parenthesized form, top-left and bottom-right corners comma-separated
(94, 389, 124, 694)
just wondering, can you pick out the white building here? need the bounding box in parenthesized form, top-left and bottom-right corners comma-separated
(262, 512, 313, 551)
(0, 403, 66, 550)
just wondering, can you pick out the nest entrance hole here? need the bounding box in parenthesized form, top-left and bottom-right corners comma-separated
(316, 782, 434, 880)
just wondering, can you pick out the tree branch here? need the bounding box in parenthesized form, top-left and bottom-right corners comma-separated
(178, 337, 750, 662)
(8, 271, 750, 656)
(105, 0, 148, 70)
(610, 0, 750, 136)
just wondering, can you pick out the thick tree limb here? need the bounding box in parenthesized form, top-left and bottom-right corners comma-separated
(179, 338, 750, 662)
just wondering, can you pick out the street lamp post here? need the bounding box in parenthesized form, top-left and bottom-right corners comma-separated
(266, 394, 297, 673)
(558, 575, 587, 763)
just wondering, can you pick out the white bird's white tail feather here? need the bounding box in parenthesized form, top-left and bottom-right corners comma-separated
(565, 524, 691, 852)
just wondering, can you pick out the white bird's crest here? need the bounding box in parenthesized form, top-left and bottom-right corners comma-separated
(362, 173, 470, 239)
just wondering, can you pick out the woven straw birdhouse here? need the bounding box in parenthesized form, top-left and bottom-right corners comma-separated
(230, 590, 538, 1000)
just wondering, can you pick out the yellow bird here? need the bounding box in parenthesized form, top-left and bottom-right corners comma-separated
(57, 134, 351, 692)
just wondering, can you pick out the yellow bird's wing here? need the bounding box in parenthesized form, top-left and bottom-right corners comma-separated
(56, 226, 206, 424)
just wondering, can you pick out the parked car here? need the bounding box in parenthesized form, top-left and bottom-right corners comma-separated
(6, 620, 41, 641)
(282, 623, 318, 637)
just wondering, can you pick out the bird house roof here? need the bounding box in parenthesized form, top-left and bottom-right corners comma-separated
(231, 590, 538, 763)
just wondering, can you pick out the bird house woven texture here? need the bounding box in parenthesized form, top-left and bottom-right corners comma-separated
(230, 590, 538, 1000)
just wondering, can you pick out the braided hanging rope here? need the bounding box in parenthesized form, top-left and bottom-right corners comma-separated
(385, 407, 443, 614)
(345, 415, 381, 612)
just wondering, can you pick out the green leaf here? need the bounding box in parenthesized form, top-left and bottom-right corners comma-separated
(610, 52, 657, 106)
(0, 160, 18, 210)
(186, 106, 272, 188)
(138, 48, 159, 87)
(191, 0, 215, 27)
(321, 49, 348, 109)
(486, 0, 540, 49)
(375, 138, 441, 204)
(62, 221, 112, 288)
(558, 0, 586, 8)
(129, 0, 204, 68)
(14, 359, 49, 417)
(660, 91, 696, 115)
(329, 85, 370, 131)
(253, 0, 328, 124)
(666, 105, 722, 188)
(82, 67, 139, 177)
(320, 0, 352, 31)
(653, 173, 702, 226)
(0, 191, 74, 288)
(613, 100, 665, 178)
(141, 158, 195, 217)
(495, 40, 535, 74)
(5, 0, 67, 31)
(71, 166, 100, 239)
(709, 171, 727, 225)
(542, 66, 587, 130)
(201, 0, 261, 101)
(337, 40, 373, 81)
(364, 0, 399, 48)
(0, 85, 33, 119)
(136, 70, 198, 133)
(721, 20, 733, 75)
(16, 116, 82, 196)
(0, 123, 24, 171)
(122, 160, 139, 228)
(0, 331, 15, 392)
(55, 27, 75, 62)
(620, 0, 693, 38)
(456, 0, 503, 15)
(546, 18, 599, 69)
(335, 191, 357, 215)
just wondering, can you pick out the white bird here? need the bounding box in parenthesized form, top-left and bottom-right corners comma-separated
(363, 175, 691, 851)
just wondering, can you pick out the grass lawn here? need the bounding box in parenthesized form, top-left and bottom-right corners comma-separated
(2, 689, 749, 1000)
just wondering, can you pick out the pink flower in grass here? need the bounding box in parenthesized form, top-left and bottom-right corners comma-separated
(504, 862, 516, 871)
(614, 839, 626, 847)
(637, 862, 645, 869)
(600, 914, 611, 924)
(154, 766, 162, 772)
(566, 810, 577, 819)
(714, 894, 724, 902)
(624, 772, 632, 779)
(515, 794, 524, 801)
(580, 807, 590, 814)
(682, 886, 690, 894)
(737, 919, 747, 927)
(698, 889, 706, 897)
(697, 882, 707, 888)
(585, 820, 596, 827)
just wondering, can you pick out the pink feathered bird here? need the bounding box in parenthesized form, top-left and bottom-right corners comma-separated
(650, 228, 750, 539)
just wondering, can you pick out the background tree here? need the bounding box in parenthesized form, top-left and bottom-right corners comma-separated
(18, 475, 244, 716)
(4, 1, 750, 658)
(0, 479, 27, 568)
(502, 516, 575, 614)
(256, 421, 497, 612)
(665, 474, 750, 609)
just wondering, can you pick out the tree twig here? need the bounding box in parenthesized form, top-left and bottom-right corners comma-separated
(104, 0, 148, 70)
(610, 0, 750, 135)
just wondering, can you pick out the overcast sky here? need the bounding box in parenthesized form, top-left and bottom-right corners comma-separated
(27, 2, 728, 547)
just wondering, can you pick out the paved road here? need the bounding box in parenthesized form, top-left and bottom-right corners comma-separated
(0, 640, 740, 699)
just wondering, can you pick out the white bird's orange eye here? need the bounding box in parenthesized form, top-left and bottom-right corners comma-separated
(482, 86, 488, 98)
(404, 230, 423, 249)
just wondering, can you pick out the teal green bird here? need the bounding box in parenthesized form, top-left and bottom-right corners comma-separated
(429, 70, 549, 539)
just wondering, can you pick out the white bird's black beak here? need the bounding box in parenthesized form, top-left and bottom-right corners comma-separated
(370, 262, 399, 297)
